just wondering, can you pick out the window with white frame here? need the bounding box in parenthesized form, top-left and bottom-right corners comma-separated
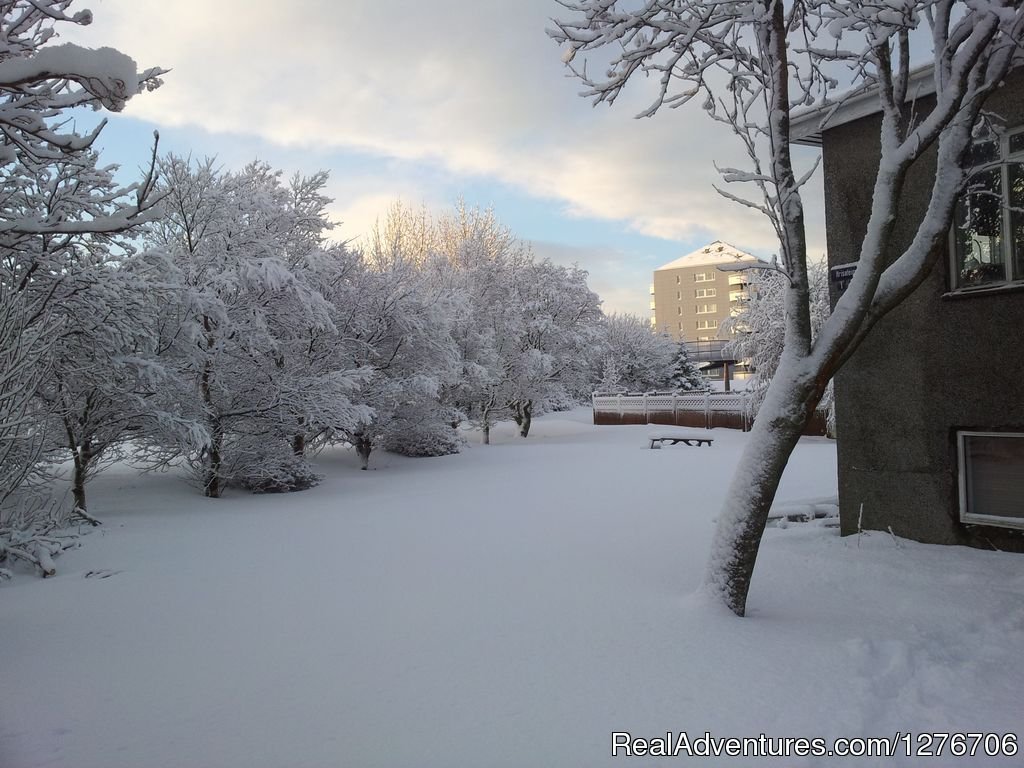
(696, 319, 718, 330)
(951, 127, 1024, 290)
(957, 431, 1024, 530)
(694, 272, 716, 283)
(695, 303, 717, 314)
(695, 288, 717, 298)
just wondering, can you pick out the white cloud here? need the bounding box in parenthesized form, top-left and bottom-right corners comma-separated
(64, 0, 827, 259)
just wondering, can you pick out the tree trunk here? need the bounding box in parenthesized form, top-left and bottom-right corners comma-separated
(292, 432, 305, 457)
(704, 360, 825, 615)
(198, 324, 225, 498)
(204, 418, 223, 498)
(71, 447, 89, 514)
(481, 410, 491, 445)
(515, 400, 533, 438)
(63, 413, 93, 515)
(354, 434, 372, 470)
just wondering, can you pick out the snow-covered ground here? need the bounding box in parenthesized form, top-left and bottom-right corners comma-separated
(2, 409, 1022, 767)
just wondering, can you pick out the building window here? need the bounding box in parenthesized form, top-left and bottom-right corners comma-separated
(952, 127, 1024, 290)
(677, 306, 682, 315)
(695, 288, 717, 298)
(695, 303, 717, 314)
(957, 431, 1024, 530)
(676, 275, 680, 284)
(694, 272, 716, 283)
(696, 319, 718, 330)
(676, 290, 681, 300)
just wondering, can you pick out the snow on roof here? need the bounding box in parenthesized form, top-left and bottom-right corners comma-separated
(790, 65, 936, 147)
(654, 240, 758, 271)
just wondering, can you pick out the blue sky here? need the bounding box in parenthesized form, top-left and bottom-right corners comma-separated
(63, 0, 827, 316)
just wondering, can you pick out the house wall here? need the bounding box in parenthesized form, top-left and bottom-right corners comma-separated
(822, 71, 1024, 551)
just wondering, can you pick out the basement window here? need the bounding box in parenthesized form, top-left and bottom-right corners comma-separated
(951, 127, 1024, 290)
(957, 431, 1024, 530)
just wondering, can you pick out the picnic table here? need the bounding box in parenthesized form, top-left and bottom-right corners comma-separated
(648, 433, 714, 449)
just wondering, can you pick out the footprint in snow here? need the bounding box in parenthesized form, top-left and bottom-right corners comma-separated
(84, 569, 122, 579)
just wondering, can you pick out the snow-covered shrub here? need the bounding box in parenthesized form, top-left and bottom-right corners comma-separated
(383, 405, 464, 458)
(231, 452, 323, 494)
(542, 389, 578, 412)
(0, 494, 90, 580)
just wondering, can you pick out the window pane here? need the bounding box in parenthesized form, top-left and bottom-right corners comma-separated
(968, 137, 999, 166)
(954, 167, 1006, 287)
(1010, 132, 1024, 156)
(1010, 162, 1024, 280)
(963, 435, 1024, 524)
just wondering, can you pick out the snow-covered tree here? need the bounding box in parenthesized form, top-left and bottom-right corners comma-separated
(35, 252, 183, 518)
(0, 149, 184, 519)
(0, 284, 49, 509)
(669, 342, 708, 392)
(283, 241, 369, 458)
(552, 0, 1024, 615)
(147, 157, 365, 496)
(364, 201, 604, 444)
(597, 313, 706, 393)
(339, 243, 461, 470)
(407, 202, 534, 445)
(722, 259, 833, 424)
(0, 0, 163, 575)
(506, 260, 603, 437)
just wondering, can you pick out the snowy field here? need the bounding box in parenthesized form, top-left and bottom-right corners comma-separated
(2, 408, 1022, 768)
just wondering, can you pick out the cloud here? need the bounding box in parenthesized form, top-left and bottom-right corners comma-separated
(62, 0, 829, 260)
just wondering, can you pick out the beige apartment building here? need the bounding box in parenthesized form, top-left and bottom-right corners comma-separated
(650, 240, 758, 343)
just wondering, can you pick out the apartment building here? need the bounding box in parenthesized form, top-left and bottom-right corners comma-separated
(650, 240, 758, 343)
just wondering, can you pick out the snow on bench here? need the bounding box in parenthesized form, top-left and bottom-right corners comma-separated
(648, 431, 713, 449)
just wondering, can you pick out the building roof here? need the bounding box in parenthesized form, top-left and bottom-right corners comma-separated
(790, 65, 936, 147)
(654, 240, 759, 271)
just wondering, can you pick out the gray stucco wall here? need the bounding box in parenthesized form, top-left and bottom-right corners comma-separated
(822, 72, 1024, 551)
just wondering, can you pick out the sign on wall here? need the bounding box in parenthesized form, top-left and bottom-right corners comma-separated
(829, 262, 858, 298)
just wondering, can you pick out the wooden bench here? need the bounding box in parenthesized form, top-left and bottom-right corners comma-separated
(649, 435, 713, 449)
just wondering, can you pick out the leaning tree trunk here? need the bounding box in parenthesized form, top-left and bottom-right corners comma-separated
(702, 0, 825, 617)
(704, 361, 826, 615)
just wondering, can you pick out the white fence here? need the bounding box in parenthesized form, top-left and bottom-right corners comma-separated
(593, 391, 749, 415)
